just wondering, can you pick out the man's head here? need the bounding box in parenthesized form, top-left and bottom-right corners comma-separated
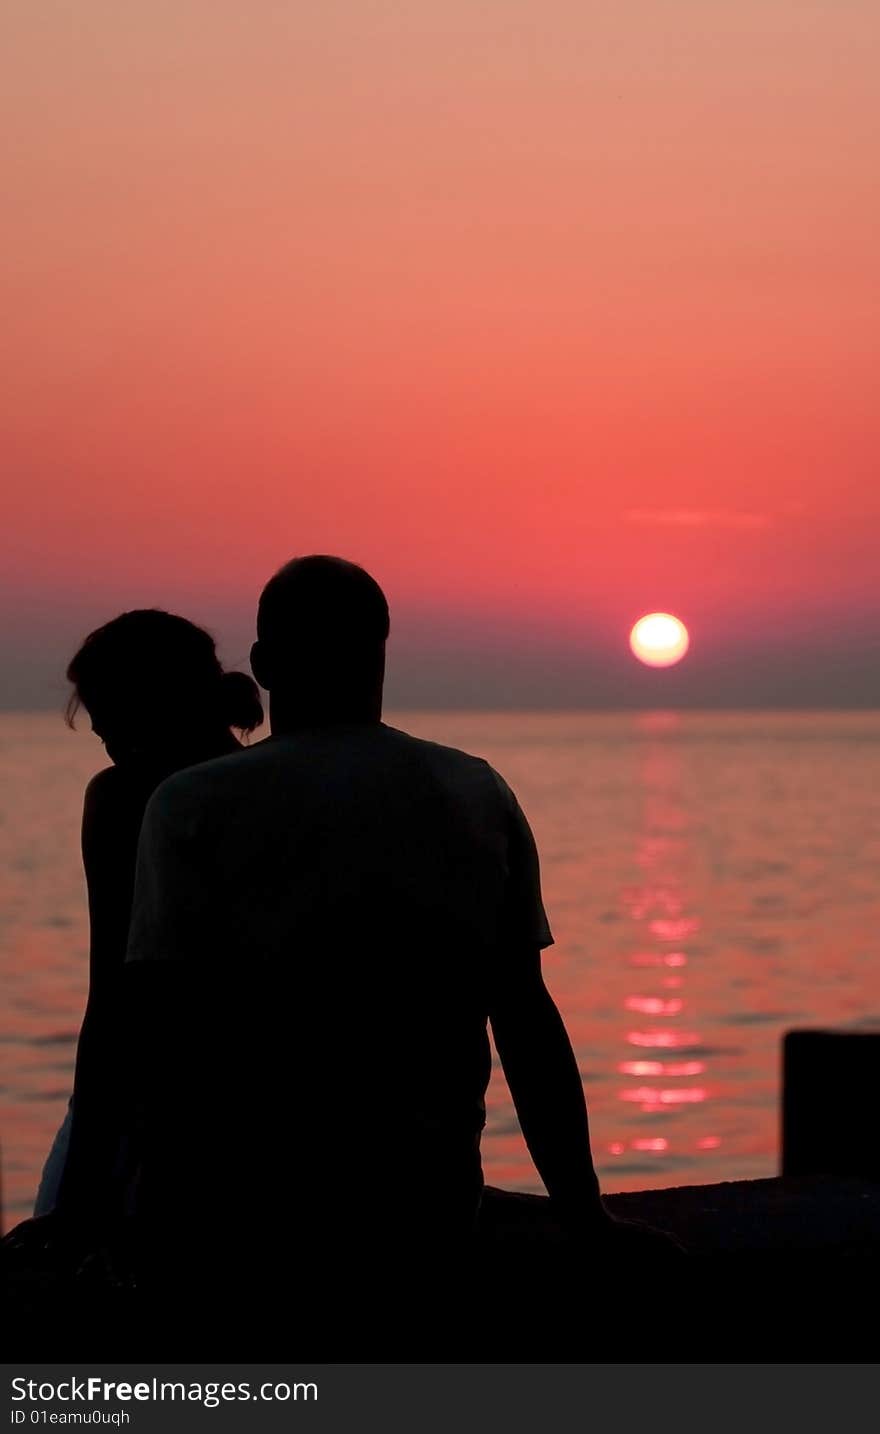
(251, 555, 390, 726)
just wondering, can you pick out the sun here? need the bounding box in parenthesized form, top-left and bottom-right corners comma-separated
(629, 613, 690, 668)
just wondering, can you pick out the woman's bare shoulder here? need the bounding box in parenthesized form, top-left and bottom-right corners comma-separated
(82, 766, 144, 836)
(83, 765, 123, 812)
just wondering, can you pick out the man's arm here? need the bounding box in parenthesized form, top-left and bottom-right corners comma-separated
(489, 946, 608, 1233)
(488, 771, 686, 1256)
(486, 770, 605, 1229)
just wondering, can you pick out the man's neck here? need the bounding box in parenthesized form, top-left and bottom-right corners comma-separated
(268, 695, 383, 735)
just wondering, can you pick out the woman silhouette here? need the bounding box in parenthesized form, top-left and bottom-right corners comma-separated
(33, 610, 263, 1222)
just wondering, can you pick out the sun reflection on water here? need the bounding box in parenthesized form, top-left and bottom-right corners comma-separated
(609, 713, 721, 1169)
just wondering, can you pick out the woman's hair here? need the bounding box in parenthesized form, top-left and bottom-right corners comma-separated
(66, 609, 263, 734)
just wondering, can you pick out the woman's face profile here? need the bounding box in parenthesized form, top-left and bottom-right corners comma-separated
(86, 695, 159, 769)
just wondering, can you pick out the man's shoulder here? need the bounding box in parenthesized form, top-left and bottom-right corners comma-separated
(385, 724, 499, 777)
(143, 742, 271, 821)
(384, 725, 516, 805)
(143, 727, 517, 820)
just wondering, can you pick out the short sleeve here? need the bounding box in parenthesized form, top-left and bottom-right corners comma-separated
(125, 779, 212, 965)
(492, 771, 554, 950)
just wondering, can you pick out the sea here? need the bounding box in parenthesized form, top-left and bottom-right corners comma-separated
(2, 709, 880, 1229)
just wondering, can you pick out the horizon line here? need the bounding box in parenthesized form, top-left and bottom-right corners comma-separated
(6, 703, 880, 718)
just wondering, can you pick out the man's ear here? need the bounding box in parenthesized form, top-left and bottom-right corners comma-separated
(250, 640, 270, 691)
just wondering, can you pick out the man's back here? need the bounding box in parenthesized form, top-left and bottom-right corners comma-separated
(125, 722, 551, 1258)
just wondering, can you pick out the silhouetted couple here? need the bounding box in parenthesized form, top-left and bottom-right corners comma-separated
(13, 555, 681, 1357)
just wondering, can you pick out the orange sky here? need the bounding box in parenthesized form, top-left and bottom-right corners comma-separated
(3, 2, 879, 706)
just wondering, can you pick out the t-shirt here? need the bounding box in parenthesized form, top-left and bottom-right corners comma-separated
(124, 721, 552, 1249)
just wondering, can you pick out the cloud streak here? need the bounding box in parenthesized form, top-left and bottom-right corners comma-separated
(623, 508, 773, 530)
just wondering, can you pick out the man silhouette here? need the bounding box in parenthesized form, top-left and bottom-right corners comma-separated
(122, 555, 672, 1352)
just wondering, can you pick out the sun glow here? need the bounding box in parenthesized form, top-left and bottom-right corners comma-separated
(629, 613, 690, 667)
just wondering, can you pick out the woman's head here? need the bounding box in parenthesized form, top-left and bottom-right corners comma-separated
(66, 610, 263, 767)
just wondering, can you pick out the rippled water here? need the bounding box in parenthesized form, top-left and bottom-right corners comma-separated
(2, 710, 880, 1226)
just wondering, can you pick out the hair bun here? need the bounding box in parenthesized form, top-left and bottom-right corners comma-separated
(219, 669, 264, 733)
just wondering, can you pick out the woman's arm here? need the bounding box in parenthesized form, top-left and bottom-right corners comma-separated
(55, 768, 145, 1224)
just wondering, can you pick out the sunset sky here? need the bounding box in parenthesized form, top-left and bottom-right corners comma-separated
(3, 2, 879, 707)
